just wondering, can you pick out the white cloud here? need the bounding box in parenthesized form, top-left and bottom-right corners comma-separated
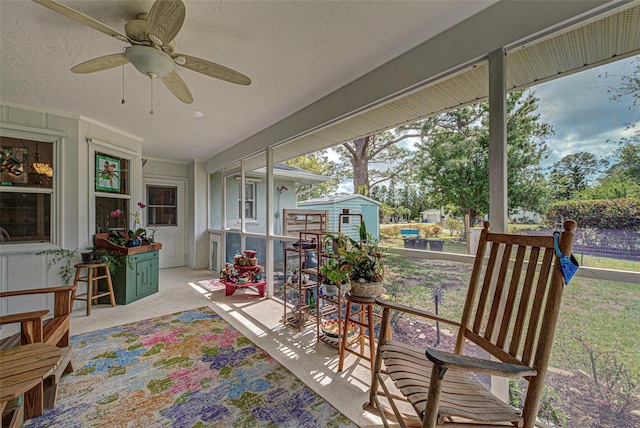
(534, 55, 638, 168)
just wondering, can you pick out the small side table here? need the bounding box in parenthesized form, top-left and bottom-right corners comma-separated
(338, 293, 389, 380)
(71, 262, 116, 316)
(223, 280, 266, 297)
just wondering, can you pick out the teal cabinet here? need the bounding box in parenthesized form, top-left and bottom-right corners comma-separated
(109, 250, 159, 305)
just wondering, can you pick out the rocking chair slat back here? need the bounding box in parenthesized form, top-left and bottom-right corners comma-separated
(496, 244, 526, 349)
(508, 245, 540, 357)
(458, 222, 575, 371)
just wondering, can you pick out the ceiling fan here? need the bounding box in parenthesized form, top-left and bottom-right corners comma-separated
(32, 0, 251, 106)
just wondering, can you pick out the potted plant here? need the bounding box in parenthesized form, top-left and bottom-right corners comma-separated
(37, 248, 128, 285)
(320, 257, 350, 297)
(323, 232, 349, 255)
(341, 221, 386, 299)
(93, 203, 162, 255)
(289, 266, 299, 283)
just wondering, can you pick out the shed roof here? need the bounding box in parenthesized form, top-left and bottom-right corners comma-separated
(298, 194, 381, 206)
(248, 163, 330, 185)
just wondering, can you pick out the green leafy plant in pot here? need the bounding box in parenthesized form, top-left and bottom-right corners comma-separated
(320, 257, 351, 297)
(320, 221, 385, 298)
(37, 247, 129, 285)
(343, 221, 385, 298)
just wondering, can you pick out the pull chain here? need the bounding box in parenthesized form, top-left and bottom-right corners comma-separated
(121, 48, 126, 104)
(149, 73, 156, 115)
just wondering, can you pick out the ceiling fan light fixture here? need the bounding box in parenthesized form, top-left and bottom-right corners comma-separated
(124, 45, 174, 78)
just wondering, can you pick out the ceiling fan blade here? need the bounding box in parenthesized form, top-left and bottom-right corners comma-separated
(146, 0, 186, 47)
(175, 54, 251, 86)
(162, 71, 193, 104)
(31, 0, 130, 43)
(71, 53, 128, 74)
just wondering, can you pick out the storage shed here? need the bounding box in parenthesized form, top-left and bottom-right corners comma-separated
(298, 194, 381, 241)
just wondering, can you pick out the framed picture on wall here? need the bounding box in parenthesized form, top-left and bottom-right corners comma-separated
(96, 154, 121, 192)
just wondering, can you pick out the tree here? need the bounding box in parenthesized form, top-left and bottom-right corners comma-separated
(414, 90, 552, 225)
(379, 202, 395, 223)
(606, 137, 640, 184)
(283, 151, 338, 201)
(445, 217, 463, 236)
(548, 152, 606, 201)
(577, 137, 640, 199)
(333, 130, 417, 196)
(396, 206, 412, 223)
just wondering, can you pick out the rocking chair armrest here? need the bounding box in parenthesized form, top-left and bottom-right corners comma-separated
(425, 348, 537, 378)
(0, 310, 50, 325)
(375, 298, 460, 327)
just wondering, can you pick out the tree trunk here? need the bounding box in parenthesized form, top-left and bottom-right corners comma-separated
(351, 137, 371, 195)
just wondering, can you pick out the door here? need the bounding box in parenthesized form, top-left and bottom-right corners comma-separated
(210, 233, 222, 273)
(144, 179, 186, 268)
(361, 204, 379, 240)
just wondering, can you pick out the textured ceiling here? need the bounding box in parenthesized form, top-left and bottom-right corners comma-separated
(0, 0, 497, 162)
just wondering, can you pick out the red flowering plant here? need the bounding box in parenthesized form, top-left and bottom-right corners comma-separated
(109, 202, 154, 247)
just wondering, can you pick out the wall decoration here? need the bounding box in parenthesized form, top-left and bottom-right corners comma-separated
(0, 146, 28, 186)
(96, 155, 121, 192)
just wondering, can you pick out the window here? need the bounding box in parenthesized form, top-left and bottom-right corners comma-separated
(94, 152, 131, 233)
(147, 185, 177, 226)
(238, 182, 256, 220)
(341, 209, 350, 224)
(0, 137, 54, 243)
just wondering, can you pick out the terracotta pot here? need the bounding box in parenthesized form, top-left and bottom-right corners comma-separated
(249, 257, 258, 266)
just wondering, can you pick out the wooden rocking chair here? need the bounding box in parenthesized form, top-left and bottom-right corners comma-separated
(367, 220, 577, 428)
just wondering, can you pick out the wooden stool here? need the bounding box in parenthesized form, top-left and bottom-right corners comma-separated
(338, 293, 387, 380)
(70, 263, 115, 316)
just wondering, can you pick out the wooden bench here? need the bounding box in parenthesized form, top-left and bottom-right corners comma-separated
(400, 229, 419, 238)
(0, 286, 76, 411)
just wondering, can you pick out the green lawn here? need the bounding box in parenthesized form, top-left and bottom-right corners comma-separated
(381, 234, 640, 272)
(382, 253, 640, 379)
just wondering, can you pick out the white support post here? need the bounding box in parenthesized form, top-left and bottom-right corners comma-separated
(265, 148, 274, 297)
(240, 160, 246, 251)
(488, 47, 509, 403)
(489, 47, 508, 234)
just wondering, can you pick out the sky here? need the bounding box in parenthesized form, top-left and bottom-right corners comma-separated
(330, 54, 639, 194)
(534, 54, 638, 169)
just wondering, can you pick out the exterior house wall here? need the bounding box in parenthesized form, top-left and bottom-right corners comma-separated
(224, 176, 296, 234)
(509, 209, 542, 224)
(421, 209, 442, 223)
(0, 101, 203, 316)
(143, 159, 190, 178)
(222, 175, 297, 262)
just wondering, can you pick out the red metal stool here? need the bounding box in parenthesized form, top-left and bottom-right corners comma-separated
(70, 262, 115, 316)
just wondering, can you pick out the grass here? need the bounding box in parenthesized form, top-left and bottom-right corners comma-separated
(382, 253, 640, 380)
(381, 234, 640, 272)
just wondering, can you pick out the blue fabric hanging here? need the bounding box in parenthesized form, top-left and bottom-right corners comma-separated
(554, 231, 579, 285)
